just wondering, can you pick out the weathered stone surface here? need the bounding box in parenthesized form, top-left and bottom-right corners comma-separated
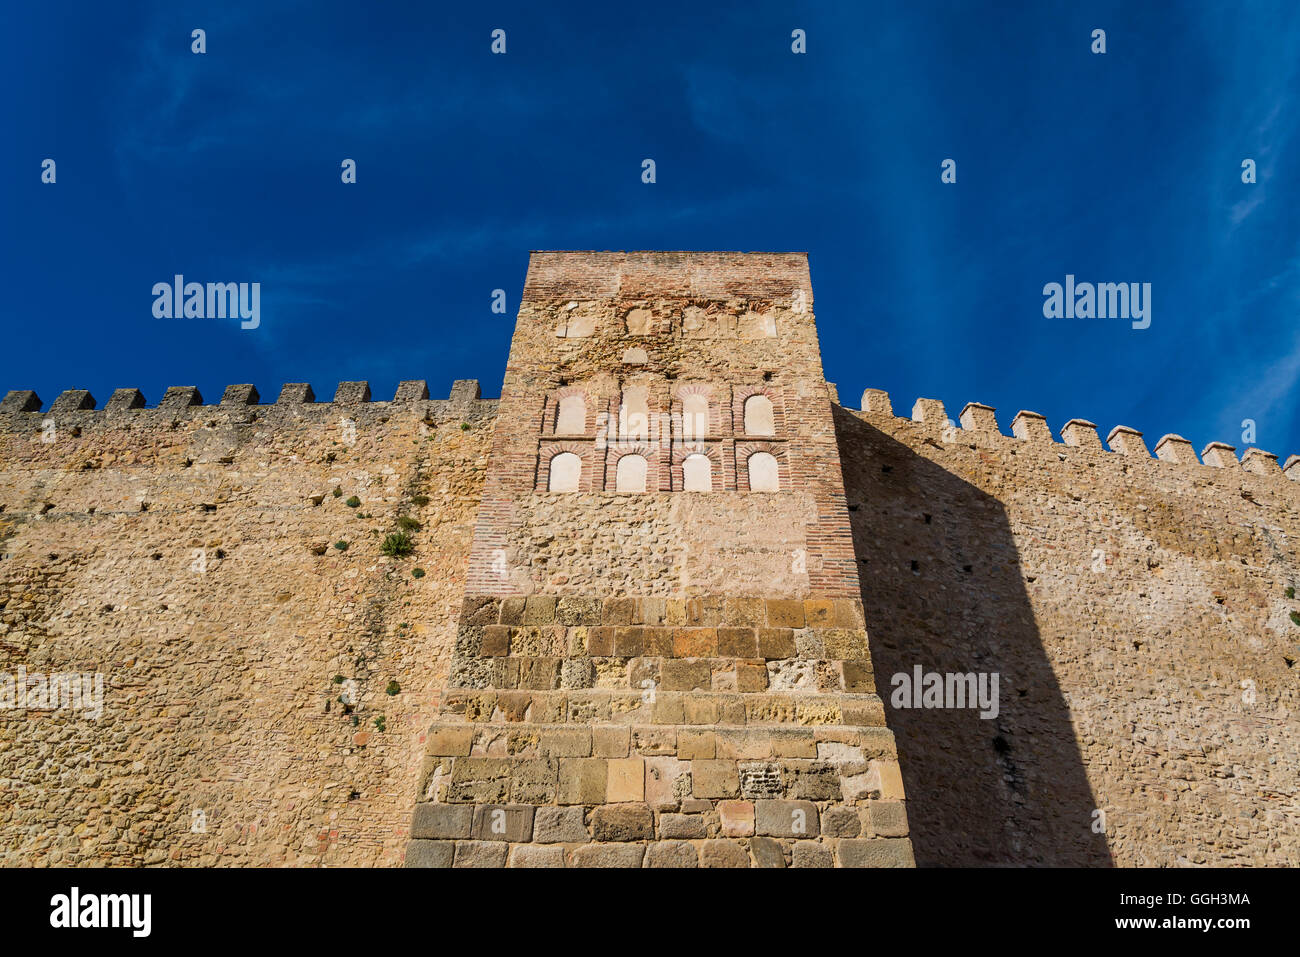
(591, 803, 654, 842)
(453, 841, 510, 868)
(9, 251, 1295, 872)
(700, 839, 750, 868)
(750, 836, 787, 868)
(508, 844, 566, 868)
(411, 804, 472, 840)
(534, 806, 588, 844)
(404, 840, 454, 868)
(755, 800, 819, 838)
(572, 843, 646, 868)
(646, 840, 698, 868)
(838, 838, 916, 868)
(791, 841, 833, 868)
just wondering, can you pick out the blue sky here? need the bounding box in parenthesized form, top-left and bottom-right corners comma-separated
(3, 1, 1298, 459)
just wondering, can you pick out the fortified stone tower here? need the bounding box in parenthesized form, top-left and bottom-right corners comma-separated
(405, 251, 914, 867)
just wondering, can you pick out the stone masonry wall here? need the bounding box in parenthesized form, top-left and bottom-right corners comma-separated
(3, 250, 1297, 868)
(0, 381, 494, 865)
(407, 252, 913, 868)
(838, 392, 1300, 866)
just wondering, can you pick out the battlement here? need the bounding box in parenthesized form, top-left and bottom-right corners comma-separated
(854, 387, 1300, 486)
(0, 379, 497, 430)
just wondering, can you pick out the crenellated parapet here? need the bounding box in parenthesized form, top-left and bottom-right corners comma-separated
(0, 379, 498, 432)
(854, 387, 1300, 487)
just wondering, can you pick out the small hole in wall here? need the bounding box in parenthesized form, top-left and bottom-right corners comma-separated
(763, 371, 773, 381)
(881, 465, 892, 474)
(910, 560, 919, 573)
(139, 502, 149, 512)
(40, 503, 54, 514)
(215, 549, 226, 559)
(557, 378, 569, 387)
(923, 513, 932, 524)
(992, 736, 1011, 754)
(86, 507, 95, 515)
(963, 564, 973, 573)
(1132, 640, 1143, 651)
(152, 552, 162, 560)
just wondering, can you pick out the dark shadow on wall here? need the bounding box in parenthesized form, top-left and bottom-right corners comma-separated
(832, 407, 1113, 866)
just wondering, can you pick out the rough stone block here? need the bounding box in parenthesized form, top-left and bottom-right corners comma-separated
(700, 840, 750, 868)
(751, 836, 786, 868)
(757, 628, 796, 659)
(411, 803, 472, 840)
(508, 845, 565, 868)
(593, 725, 630, 758)
(404, 839, 454, 868)
(572, 844, 645, 868)
(755, 800, 819, 838)
(557, 758, 606, 804)
(452, 840, 509, 868)
(471, 804, 535, 842)
(693, 761, 740, 799)
(837, 837, 915, 868)
(522, 595, 557, 624)
(658, 814, 706, 839)
(591, 803, 655, 842)
(718, 800, 755, 837)
(822, 806, 862, 838)
(607, 758, 645, 802)
(791, 841, 833, 868)
(646, 840, 698, 868)
(534, 806, 588, 843)
(870, 801, 909, 838)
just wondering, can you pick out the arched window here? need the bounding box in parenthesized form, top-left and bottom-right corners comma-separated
(556, 394, 585, 435)
(744, 394, 775, 436)
(548, 452, 582, 492)
(683, 453, 711, 492)
(622, 386, 649, 439)
(615, 454, 647, 493)
(682, 394, 708, 439)
(747, 451, 779, 492)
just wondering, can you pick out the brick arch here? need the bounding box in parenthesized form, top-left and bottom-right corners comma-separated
(672, 444, 720, 491)
(731, 384, 786, 437)
(544, 384, 598, 436)
(536, 440, 596, 492)
(736, 441, 789, 492)
(671, 382, 720, 439)
(603, 441, 662, 492)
